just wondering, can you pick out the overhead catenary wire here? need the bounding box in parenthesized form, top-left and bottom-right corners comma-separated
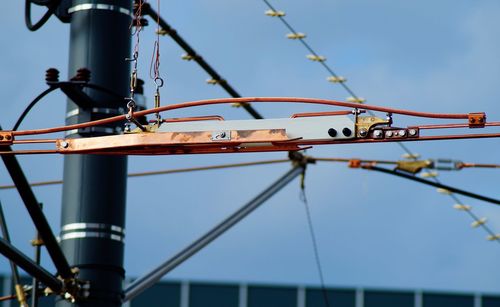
(2, 156, 498, 190)
(260, 0, 500, 245)
(260, 0, 420, 158)
(10, 96, 486, 137)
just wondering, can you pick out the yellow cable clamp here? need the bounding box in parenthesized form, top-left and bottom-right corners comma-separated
(156, 29, 170, 36)
(287, 32, 306, 39)
(306, 54, 326, 62)
(487, 234, 500, 241)
(265, 9, 286, 17)
(471, 218, 487, 228)
(206, 78, 220, 85)
(346, 96, 366, 104)
(421, 171, 439, 178)
(402, 153, 421, 160)
(453, 204, 471, 211)
(437, 188, 452, 195)
(181, 54, 195, 61)
(327, 76, 346, 83)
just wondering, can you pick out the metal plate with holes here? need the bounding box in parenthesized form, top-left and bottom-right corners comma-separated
(157, 115, 356, 141)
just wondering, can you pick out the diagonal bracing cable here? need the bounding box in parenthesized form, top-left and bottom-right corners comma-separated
(123, 164, 306, 301)
(0, 200, 28, 306)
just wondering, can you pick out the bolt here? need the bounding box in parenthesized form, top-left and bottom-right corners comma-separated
(61, 141, 69, 148)
(220, 132, 226, 138)
(386, 131, 393, 137)
(373, 130, 383, 138)
(358, 128, 368, 137)
(328, 128, 337, 137)
(470, 118, 476, 123)
(342, 127, 352, 137)
(0, 135, 3, 141)
(5, 135, 11, 141)
(398, 130, 407, 137)
(408, 129, 417, 136)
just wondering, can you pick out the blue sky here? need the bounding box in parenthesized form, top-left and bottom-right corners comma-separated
(1, 0, 500, 295)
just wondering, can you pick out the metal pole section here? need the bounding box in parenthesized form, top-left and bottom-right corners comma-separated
(0, 125, 72, 280)
(123, 165, 304, 302)
(59, 1, 132, 306)
(0, 237, 63, 293)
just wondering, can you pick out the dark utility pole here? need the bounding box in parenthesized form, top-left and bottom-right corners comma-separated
(58, 1, 132, 306)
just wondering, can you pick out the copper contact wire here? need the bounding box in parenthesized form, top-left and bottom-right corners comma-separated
(460, 163, 500, 169)
(12, 97, 479, 137)
(414, 122, 500, 130)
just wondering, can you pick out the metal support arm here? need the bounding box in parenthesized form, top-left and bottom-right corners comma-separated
(0, 237, 62, 293)
(123, 164, 305, 302)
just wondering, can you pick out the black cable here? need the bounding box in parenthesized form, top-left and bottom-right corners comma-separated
(12, 83, 125, 131)
(12, 86, 59, 131)
(364, 166, 500, 206)
(300, 175, 330, 307)
(25, 0, 62, 31)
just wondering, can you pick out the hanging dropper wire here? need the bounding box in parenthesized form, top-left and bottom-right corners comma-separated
(125, 0, 147, 132)
(150, 0, 164, 125)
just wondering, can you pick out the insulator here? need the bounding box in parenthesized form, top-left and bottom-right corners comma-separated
(72, 68, 91, 82)
(402, 153, 420, 159)
(487, 234, 500, 241)
(327, 76, 346, 83)
(181, 54, 195, 61)
(421, 171, 439, 178)
(45, 68, 59, 83)
(437, 188, 452, 195)
(287, 32, 306, 39)
(306, 54, 326, 62)
(346, 96, 366, 104)
(453, 204, 471, 211)
(265, 9, 285, 17)
(471, 218, 487, 228)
